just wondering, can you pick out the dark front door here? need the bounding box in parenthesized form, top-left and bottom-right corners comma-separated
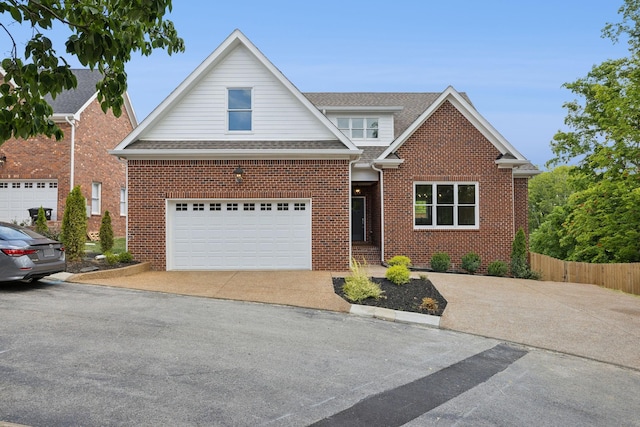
(351, 197, 365, 241)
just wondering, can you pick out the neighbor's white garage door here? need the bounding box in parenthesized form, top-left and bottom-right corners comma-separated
(168, 200, 312, 270)
(0, 180, 58, 223)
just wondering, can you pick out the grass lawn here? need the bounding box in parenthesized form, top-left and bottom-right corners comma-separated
(84, 237, 126, 254)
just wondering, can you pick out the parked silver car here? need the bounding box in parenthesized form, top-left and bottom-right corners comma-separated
(0, 222, 66, 283)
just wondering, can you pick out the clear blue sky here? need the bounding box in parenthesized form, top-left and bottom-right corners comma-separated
(4, 1, 632, 168)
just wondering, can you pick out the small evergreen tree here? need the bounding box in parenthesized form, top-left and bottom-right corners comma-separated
(99, 210, 114, 253)
(510, 228, 529, 278)
(35, 206, 49, 236)
(61, 186, 87, 261)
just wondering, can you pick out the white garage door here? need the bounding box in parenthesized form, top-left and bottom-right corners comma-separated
(168, 200, 312, 270)
(0, 180, 58, 223)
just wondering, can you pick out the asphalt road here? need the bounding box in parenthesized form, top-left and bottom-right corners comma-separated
(1, 281, 639, 426)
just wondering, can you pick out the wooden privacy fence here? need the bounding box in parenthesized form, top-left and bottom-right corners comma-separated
(530, 252, 640, 296)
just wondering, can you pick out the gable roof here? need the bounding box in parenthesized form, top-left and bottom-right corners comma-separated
(374, 86, 537, 173)
(43, 69, 138, 126)
(44, 69, 103, 115)
(112, 29, 360, 159)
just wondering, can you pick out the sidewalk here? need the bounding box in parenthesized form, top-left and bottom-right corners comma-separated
(57, 265, 640, 371)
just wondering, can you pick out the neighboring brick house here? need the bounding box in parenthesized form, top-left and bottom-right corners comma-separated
(111, 30, 539, 272)
(0, 69, 136, 236)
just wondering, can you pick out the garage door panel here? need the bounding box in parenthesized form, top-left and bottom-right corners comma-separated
(169, 200, 311, 270)
(0, 180, 58, 223)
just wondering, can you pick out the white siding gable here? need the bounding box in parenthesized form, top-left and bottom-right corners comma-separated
(326, 113, 394, 147)
(142, 46, 335, 141)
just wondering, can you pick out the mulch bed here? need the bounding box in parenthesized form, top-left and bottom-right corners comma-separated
(333, 277, 448, 316)
(65, 257, 139, 274)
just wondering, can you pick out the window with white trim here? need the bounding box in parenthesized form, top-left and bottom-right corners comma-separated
(414, 183, 478, 229)
(91, 182, 101, 215)
(227, 88, 252, 131)
(120, 188, 127, 216)
(337, 117, 378, 140)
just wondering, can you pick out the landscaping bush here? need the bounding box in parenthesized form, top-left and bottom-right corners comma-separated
(419, 297, 439, 313)
(343, 258, 383, 302)
(387, 255, 412, 267)
(487, 260, 508, 277)
(430, 252, 451, 272)
(61, 185, 88, 261)
(99, 210, 114, 253)
(118, 251, 134, 263)
(510, 227, 529, 278)
(461, 251, 481, 274)
(385, 264, 411, 285)
(35, 206, 49, 236)
(104, 251, 119, 265)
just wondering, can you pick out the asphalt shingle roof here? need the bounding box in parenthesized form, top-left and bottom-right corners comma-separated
(44, 69, 102, 114)
(303, 92, 466, 138)
(126, 140, 349, 150)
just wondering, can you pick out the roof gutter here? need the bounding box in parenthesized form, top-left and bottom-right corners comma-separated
(109, 149, 363, 161)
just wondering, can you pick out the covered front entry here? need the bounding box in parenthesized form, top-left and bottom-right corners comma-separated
(167, 199, 312, 270)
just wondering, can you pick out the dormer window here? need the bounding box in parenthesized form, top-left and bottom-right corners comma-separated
(337, 118, 378, 140)
(228, 88, 252, 131)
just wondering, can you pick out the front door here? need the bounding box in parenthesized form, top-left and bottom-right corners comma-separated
(351, 197, 365, 241)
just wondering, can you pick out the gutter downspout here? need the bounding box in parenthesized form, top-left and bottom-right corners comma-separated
(64, 115, 77, 190)
(371, 163, 384, 264)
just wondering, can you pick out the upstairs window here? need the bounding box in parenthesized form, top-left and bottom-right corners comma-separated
(228, 88, 252, 131)
(337, 118, 378, 140)
(414, 182, 478, 229)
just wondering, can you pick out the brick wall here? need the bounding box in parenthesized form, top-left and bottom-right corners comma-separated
(126, 159, 351, 271)
(0, 99, 131, 236)
(382, 100, 518, 273)
(74, 100, 131, 236)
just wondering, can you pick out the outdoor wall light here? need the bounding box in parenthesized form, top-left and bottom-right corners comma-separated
(234, 166, 245, 183)
(0, 155, 6, 167)
(353, 188, 362, 195)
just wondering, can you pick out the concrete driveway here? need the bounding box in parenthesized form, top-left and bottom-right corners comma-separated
(61, 264, 640, 371)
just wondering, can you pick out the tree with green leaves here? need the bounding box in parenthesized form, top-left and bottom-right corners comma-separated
(0, 0, 184, 144)
(61, 185, 87, 261)
(528, 165, 576, 233)
(35, 206, 48, 235)
(99, 210, 114, 253)
(510, 228, 529, 278)
(543, 0, 640, 263)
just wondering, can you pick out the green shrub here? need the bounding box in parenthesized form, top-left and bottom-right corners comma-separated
(42, 226, 61, 241)
(35, 206, 49, 236)
(419, 274, 429, 281)
(104, 251, 119, 265)
(385, 264, 410, 285)
(61, 185, 88, 261)
(99, 210, 114, 253)
(510, 228, 529, 278)
(387, 255, 412, 267)
(343, 258, 383, 302)
(487, 260, 509, 277)
(461, 251, 481, 274)
(118, 251, 134, 263)
(430, 252, 451, 272)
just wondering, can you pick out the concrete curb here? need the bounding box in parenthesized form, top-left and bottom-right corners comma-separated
(66, 262, 152, 282)
(350, 304, 441, 328)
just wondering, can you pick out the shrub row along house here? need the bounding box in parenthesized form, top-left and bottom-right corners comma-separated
(0, 69, 134, 236)
(110, 30, 539, 272)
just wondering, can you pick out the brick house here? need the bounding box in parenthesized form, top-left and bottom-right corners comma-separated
(111, 30, 539, 272)
(0, 69, 136, 236)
